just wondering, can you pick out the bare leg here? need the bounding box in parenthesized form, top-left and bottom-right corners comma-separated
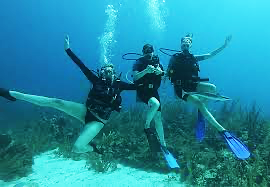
(196, 82, 217, 94)
(73, 121, 104, 153)
(196, 82, 217, 103)
(145, 97, 160, 129)
(154, 111, 166, 147)
(9, 91, 86, 123)
(186, 95, 226, 132)
(8, 90, 105, 154)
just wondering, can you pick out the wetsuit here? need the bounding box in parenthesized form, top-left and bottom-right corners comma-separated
(167, 52, 201, 101)
(65, 49, 136, 124)
(132, 54, 164, 111)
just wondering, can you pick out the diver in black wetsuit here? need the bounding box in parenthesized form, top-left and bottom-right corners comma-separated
(167, 34, 232, 132)
(165, 35, 251, 160)
(0, 35, 136, 154)
(132, 44, 167, 152)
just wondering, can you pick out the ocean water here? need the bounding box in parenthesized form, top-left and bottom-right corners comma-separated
(1, 0, 270, 122)
(0, 0, 270, 186)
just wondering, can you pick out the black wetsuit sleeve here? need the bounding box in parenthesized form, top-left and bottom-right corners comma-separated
(65, 48, 98, 83)
(119, 81, 137, 91)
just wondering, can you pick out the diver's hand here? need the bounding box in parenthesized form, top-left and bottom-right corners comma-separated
(224, 35, 232, 46)
(146, 65, 156, 74)
(64, 35, 70, 50)
(155, 66, 163, 75)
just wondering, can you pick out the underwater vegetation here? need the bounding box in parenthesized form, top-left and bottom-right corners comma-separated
(0, 100, 270, 186)
(0, 134, 33, 182)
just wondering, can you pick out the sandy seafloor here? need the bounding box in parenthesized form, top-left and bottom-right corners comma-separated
(0, 149, 186, 187)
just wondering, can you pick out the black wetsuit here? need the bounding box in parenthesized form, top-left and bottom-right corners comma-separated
(132, 54, 164, 111)
(167, 52, 200, 100)
(66, 48, 136, 124)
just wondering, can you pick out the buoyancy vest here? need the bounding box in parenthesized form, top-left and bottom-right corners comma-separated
(168, 52, 200, 83)
(134, 55, 163, 90)
(86, 78, 122, 113)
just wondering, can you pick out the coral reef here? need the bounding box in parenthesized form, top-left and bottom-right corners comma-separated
(1, 100, 270, 186)
(0, 134, 33, 182)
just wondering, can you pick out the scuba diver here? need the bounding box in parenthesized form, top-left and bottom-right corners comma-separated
(165, 34, 250, 160)
(132, 44, 179, 168)
(0, 35, 136, 155)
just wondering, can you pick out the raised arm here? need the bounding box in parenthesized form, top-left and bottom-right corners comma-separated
(64, 35, 98, 83)
(194, 35, 232, 62)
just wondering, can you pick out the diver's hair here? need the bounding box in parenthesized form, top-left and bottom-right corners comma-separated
(181, 33, 193, 43)
(142, 44, 154, 54)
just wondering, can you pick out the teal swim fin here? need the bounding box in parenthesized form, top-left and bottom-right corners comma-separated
(160, 146, 180, 169)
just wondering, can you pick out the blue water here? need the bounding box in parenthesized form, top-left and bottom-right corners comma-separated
(0, 0, 270, 127)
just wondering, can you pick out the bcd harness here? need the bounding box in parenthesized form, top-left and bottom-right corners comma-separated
(135, 55, 163, 89)
(167, 52, 204, 86)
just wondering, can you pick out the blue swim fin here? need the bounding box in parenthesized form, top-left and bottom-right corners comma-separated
(160, 146, 180, 169)
(145, 128, 180, 168)
(222, 131, 251, 160)
(196, 110, 206, 142)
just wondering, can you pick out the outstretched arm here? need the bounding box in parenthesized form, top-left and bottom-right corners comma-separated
(64, 35, 98, 83)
(195, 35, 232, 62)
